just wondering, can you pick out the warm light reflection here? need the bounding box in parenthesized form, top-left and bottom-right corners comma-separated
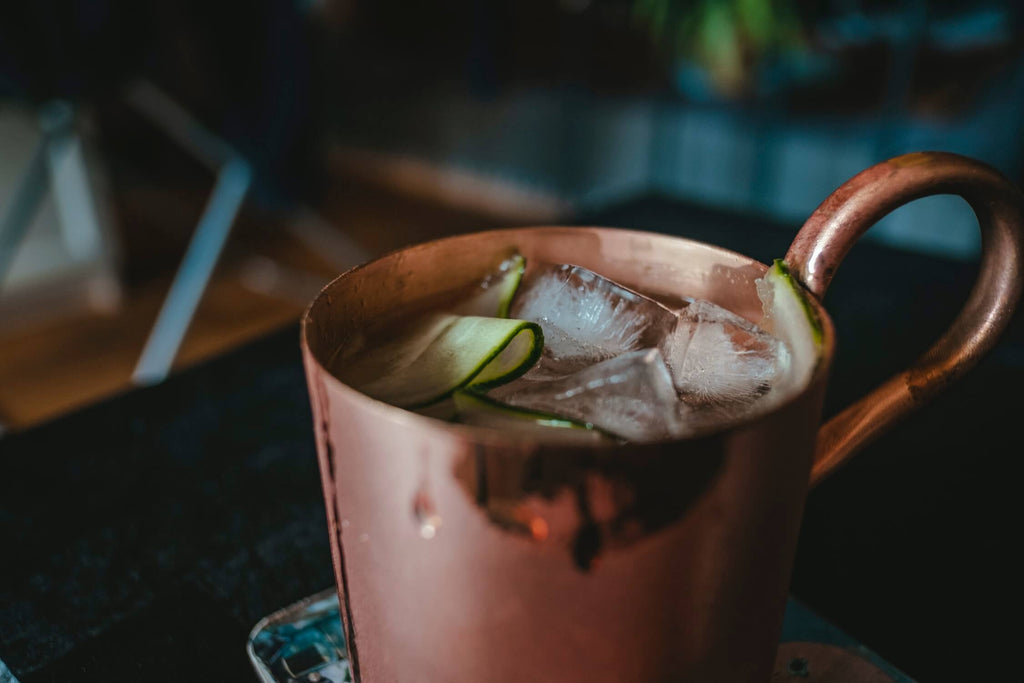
(529, 516, 549, 542)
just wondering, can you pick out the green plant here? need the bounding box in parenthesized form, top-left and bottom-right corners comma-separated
(633, 0, 806, 96)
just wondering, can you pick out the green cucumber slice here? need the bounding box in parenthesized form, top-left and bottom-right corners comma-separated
(413, 397, 456, 420)
(451, 254, 525, 318)
(344, 314, 542, 408)
(763, 260, 822, 344)
(453, 390, 605, 440)
(756, 259, 824, 391)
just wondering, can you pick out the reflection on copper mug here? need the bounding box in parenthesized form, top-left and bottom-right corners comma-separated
(302, 153, 1023, 682)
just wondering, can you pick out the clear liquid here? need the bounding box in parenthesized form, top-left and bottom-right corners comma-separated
(333, 258, 795, 442)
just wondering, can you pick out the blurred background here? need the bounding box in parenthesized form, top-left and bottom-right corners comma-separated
(2, 1, 1023, 680)
(2, 0, 1023, 429)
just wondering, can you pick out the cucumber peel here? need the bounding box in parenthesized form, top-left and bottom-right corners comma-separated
(761, 259, 823, 347)
(452, 254, 525, 318)
(453, 390, 605, 440)
(756, 259, 824, 390)
(341, 254, 538, 409)
(347, 314, 542, 408)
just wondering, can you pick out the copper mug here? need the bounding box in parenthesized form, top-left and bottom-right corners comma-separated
(301, 153, 1024, 682)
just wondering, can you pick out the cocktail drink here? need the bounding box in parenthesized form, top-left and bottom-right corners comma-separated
(301, 153, 1024, 682)
(332, 254, 820, 448)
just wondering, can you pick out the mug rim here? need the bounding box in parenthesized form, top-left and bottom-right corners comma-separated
(301, 225, 837, 448)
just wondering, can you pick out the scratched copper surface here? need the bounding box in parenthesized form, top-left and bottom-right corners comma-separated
(303, 227, 833, 682)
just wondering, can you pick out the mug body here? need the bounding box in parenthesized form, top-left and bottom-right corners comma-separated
(302, 227, 835, 682)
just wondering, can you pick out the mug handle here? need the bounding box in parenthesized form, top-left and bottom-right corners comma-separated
(784, 152, 1024, 486)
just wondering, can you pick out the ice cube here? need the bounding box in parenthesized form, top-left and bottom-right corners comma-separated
(506, 263, 792, 437)
(510, 263, 675, 376)
(489, 348, 685, 442)
(661, 299, 790, 407)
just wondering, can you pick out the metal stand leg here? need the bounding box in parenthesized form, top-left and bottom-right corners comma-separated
(127, 82, 253, 386)
(128, 80, 370, 385)
(132, 157, 251, 384)
(0, 654, 22, 683)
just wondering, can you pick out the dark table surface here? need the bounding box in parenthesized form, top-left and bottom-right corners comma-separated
(3, 196, 1022, 682)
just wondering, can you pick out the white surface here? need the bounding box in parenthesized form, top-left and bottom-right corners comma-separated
(0, 106, 120, 326)
(0, 109, 71, 288)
